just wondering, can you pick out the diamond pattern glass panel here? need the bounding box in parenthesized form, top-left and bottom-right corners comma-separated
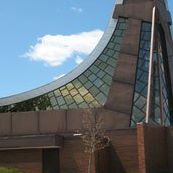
(131, 23, 151, 125)
(131, 22, 171, 126)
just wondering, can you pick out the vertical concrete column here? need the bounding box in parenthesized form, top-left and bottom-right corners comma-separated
(105, 18, 141, 117)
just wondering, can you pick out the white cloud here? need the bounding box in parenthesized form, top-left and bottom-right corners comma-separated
(24, 30, 103, 67)
(53, 74, 65, 80)
(71, 7, 83, 13)
(75, 56, 84, 65)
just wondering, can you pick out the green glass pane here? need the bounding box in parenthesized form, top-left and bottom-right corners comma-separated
(102, 74, 112, 85)
(70, 88, 78, 96)
(103, 48, 109, 54)
(65, 95, 74, 105)
(95, 60, 101, 66)
(106, 49, 115, 57)
(113, 52, 120, 59)
(72, 79, 83, 89)
(57, 96, 66, 106)
(84, 93, 95, 103)
(99, 62, 107, 70)
(74, 94, 84, 104)
(110, 36, 115, 42)
(96, 70, 106, 78)
(114, 30, 123, 36)
(113, 36, 122, 44)
(69, 103, 78, 109)
(105, 66, 114, 76)
(66, 83, 74, 90)
(84, 70, 92, 77)
(95, 93, 107, 105)
(78, 102, 88, 108)
(60, 105, 68, 109)
(89, 86, 100, 96)
(93, 78, 104, 88)
(90, 65, 100, 74)
(78, 75, 88, 84)
(99, 54, 108, 62)
(114, 44, 120, 51)
(88, 74, 97, 82)
(50, 97, 57, 106)
(60, 86, 66, 91)
(85, 81, 93, 89)
(54, 89, 61, 97)
(61, 89, 69, 96)
(107, 58, 117, 67)
(118, 23, 126, 30)
(48, 92, 54, 98)
(100, 84, 110, 95)
(78, 86, 88, 96)
(89, 100, 100, 108)
(107, 42, 114, 49)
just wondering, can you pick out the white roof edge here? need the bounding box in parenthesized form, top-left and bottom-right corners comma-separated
(0, 0, 123, 106)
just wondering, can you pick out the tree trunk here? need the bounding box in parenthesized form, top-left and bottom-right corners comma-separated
(88, 152, 92, 173)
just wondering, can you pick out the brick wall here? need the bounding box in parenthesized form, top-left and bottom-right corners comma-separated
(1, 126, 173, 173)
(59, 137, 95, 173)
(137, 123, 169, 173)
(166, 127, 173, 171)
(107, 129, 139, 173)
(59, 129, 138, 173)
(0, 149, 42, 173)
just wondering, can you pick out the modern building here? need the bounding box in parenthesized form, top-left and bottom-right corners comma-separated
(0, 0, 173, 173)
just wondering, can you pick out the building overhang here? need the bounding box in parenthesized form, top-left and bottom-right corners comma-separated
(0, 134, 63, 150)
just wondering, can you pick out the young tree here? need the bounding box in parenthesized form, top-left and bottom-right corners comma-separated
(81, 109, 110, 173)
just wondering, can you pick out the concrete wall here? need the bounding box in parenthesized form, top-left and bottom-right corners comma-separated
(0, 109, 131, 136)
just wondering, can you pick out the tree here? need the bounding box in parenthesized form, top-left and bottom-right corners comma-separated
(81, 109, 110, 173)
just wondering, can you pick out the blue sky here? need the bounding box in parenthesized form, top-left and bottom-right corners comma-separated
(0, 0, 173, 98)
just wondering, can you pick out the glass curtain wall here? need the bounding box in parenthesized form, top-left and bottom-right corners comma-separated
(131, 22, 171, 127)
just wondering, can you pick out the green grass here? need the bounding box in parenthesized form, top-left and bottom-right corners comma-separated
(0, 167, 24, 173)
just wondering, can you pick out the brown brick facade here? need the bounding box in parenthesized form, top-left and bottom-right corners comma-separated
(0, 125, 173, 173)
(0, 149, 42, 173)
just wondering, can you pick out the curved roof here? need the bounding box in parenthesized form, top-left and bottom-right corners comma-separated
(0, 0, 125, 108)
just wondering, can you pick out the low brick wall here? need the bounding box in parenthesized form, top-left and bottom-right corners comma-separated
(137, 123, 169, 173)
(166, 127, 173, 171)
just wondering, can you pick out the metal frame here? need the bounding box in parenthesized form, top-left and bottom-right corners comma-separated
(146, 6, 156, 123)
(157, 44, 164, 125)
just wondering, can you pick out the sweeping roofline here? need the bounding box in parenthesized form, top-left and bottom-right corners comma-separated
(0, 0, 124, 107)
